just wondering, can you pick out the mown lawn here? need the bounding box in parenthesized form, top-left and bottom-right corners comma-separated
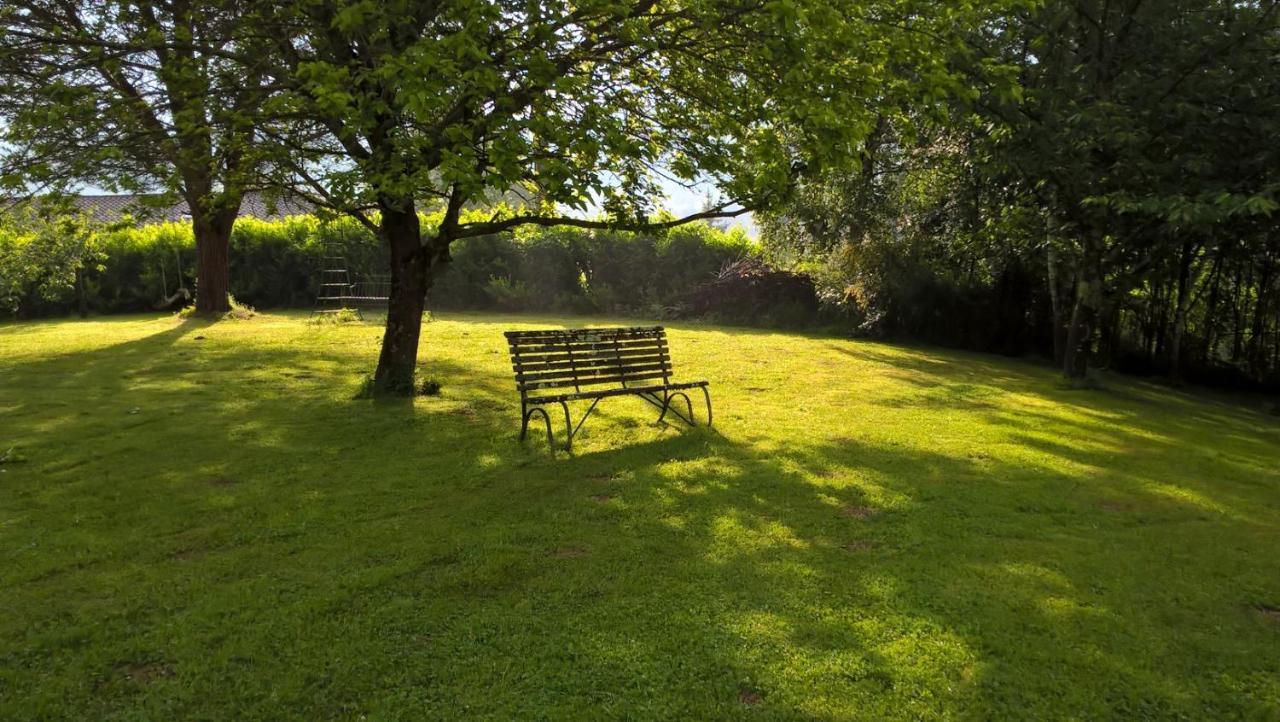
(1, 311, 1278, 720)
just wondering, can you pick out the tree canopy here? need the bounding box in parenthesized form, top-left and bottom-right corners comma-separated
(239, 0, 993, 391)
(0, 0, 277, 313)
(10, 0, 1269, 393)
(763, 0, 1280, 384)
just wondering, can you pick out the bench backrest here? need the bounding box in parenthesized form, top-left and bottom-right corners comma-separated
(505, 327, 673, 396)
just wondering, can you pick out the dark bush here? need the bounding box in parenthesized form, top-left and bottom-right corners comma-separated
(682, 258, 819, 325)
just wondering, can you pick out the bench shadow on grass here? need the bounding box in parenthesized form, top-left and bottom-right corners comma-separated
(3, 320, 1278, 717)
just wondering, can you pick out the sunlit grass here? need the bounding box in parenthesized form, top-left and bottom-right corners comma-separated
(2, 311, 1278, 719)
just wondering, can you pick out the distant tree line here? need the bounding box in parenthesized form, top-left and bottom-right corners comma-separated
(761, 0, 1280, 391)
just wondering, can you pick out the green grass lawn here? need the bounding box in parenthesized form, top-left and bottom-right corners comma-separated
(2, 311, 1279, 720)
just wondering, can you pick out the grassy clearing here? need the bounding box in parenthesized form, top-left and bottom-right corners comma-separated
(2, 311, 1278, 720)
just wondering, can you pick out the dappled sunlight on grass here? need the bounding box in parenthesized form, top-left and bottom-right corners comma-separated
(1141, 480, 1234, 517)
(2, 311, 1279, 718)
(706, 511, 810, 560)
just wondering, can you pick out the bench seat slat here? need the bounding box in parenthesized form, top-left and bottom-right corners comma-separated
(513, 346, 667, 364)
(505, 327, 663, 340)
(506, 327, 662, 337)
(515, 354, 668, 372)
(507, 333, 664, 344)
(511, 338, 662, 350)
(518, 362, 669, 383)
(525, 380, 708, 404)
(514, 350, 668, 365)
(510, 341, 667, 356)
(522, 371, 671, 390)
(514, 353, 669, 373)
(512, 339, 661, 348)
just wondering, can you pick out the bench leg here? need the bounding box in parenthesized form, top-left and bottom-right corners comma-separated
(700, 386, 713, 428)
(676, 392, 694, 426)
(521, 406, 555, 453)
(658, 391, 695, 427)
(559, 401, 574, 452)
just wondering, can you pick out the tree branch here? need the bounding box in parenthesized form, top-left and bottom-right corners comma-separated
(453, 203, 750, 239)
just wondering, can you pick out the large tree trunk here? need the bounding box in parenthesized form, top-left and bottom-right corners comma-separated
(192, 209, 236, 315)
(372, 206, 430, 395)
(1249, 255, 1274, 378)
(1063, 253, 1103, 380)
(1201, 249, 1224, 364)
(1063, 281, 1097, 379)
(1153, 280, 1169, 359)
(1231, 265, 1247, 362)
(1094, 299, 1119, 370)
(1047, 245, 1069, 366)
(1168, 240, 1196, 385)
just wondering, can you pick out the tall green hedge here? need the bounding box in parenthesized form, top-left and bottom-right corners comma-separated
(2, 212, 758, 318)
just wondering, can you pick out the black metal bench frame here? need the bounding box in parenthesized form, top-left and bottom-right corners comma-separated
(506, 327, 712, 451)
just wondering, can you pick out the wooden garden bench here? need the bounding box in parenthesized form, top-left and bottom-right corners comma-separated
(505, 326, 712, 451)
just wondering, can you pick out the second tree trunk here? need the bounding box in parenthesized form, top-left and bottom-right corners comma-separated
(373, 207, 431, 394)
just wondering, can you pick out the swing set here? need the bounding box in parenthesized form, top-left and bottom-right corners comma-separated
(154, 247, 191, 309)
(312, 232, 391, 318)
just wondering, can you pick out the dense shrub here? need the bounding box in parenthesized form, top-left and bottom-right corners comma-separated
(0, 215, 380, 317)
(1, 212, 791, 324)
(0, 212, 379, 316)
(432, 222, 758, 317)
(0, 208, 105, 316)
(683, 257, 819, 325)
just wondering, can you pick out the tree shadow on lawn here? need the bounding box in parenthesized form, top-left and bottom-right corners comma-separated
(2, 321, 1279, 719)
(832, 342, 1280, 521)
(1, 316, 579, 714)
(840, 341, 1279, 439)
(1, 315, 534, 529)
(501, 425, 1279, 719)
